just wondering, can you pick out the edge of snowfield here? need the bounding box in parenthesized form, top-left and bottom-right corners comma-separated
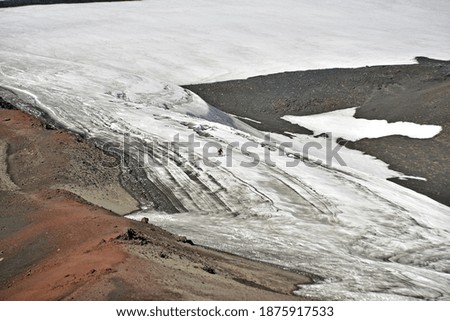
(1, 50, 450, 300)
(1, 0, 450, 84)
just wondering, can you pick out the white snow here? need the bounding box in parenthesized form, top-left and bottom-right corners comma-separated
(282, 107, 442, 141)
(0, 0, 450, 300)
(1, 0, 449, 84)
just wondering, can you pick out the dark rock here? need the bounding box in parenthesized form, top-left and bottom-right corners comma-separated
(0, 97, 16, 110)
(336, 137, 350, 146)
(177, 236, 195, 246)
(415, 56, 450, 65)
(0, 0, 137, 9)
(44, 123, 56, 130)
(202, 265, 216, 274)
(116, 228, 150, 245)
(314, 132, 329, 139)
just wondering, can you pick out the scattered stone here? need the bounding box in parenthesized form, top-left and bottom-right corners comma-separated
(116, 228, 150, 245)
(141, 217, 149, 224)
(176, 236, 195, 246)
(0, 257, 4, 262)
(202, 265, 216, 274)
(260, 142, 277, 151)
(89, 269, 96, 274)
(159, 252, 169, 259)
(3, 118, 11, 121)
(44, 123, 56, 130)
(116, 91, 127, 100)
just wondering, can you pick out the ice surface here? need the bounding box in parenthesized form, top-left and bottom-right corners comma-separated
(1, 0, 450, 84)
(282, 107, 442, 141)
(1, 0, 450, 300)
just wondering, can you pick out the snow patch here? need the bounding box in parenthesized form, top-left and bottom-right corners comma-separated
(282, 107, 442, 141)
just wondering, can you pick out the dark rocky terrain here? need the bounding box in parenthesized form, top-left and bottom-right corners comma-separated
(0, 0, 135, 8)
(185, 57, 450, 206)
